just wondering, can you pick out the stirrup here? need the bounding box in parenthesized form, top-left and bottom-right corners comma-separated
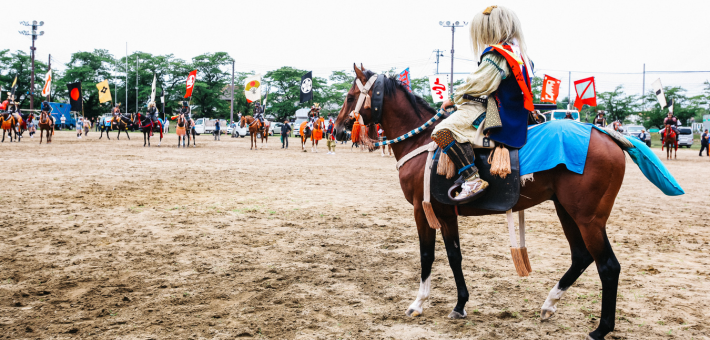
(448, 176, 488, 204)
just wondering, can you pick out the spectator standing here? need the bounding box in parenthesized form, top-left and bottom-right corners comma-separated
(700, 129, 709, 157)
(281, 119, 291, 149)
(637, 129, 649, 147)
(214, 119, 221, 140)
(76, 117, 83, 138)
(60, 115, 66, 130)
(326, 118, 336, 154)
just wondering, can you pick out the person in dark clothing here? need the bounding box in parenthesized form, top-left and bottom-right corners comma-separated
(700, 129, 709, 157)
(281, 119, 292, 148)
(214, 119, 221, 141)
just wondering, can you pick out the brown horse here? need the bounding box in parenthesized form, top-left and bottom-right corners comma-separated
(333, 65, 658, 340)
(240, 116, 265, 150)
(1, 113, 20, 142)
(298, 121, 312, 152)
(38, 110, 55, 144)
(661, 127, 677, 160)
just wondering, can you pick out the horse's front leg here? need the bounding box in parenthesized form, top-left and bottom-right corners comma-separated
(406, 201, 437, 317)
(438, 212, 470, 319)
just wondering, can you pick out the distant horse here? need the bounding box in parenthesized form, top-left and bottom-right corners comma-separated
(19, 113, 34, 138)
(135, 113, 163, 147)
(240, 116, 264, 150)
(185, 118, 196, 147)
(299, 121, 312, 152)
(332, 65, 672, 340)
(38, 110, 54, 144)
(662, 127, 678, 160)
(100, 115, 131, 140)
(1, 112, 21, 142)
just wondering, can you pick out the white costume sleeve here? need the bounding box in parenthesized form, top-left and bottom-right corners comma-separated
(453, 54, 509, 104)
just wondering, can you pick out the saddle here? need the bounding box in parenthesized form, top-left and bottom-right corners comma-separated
(430, 147, 520, 211)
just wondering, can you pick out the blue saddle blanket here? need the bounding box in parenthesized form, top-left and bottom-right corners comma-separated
(518, 120, 684, 196)
(519, 120, 592, 176)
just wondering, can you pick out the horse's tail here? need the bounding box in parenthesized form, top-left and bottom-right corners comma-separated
(605, 131, 684, 196)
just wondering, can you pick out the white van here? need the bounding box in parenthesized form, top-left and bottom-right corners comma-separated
(194, 118, 229, 135)
(543, 110, 581, 122)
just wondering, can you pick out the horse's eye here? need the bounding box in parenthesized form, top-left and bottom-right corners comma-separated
(347, 96, 354, 103)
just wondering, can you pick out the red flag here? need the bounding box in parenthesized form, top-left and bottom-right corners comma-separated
(573, 77, 597, 111)
(540, 75, 561, 104)
(184, 70, 197, 98)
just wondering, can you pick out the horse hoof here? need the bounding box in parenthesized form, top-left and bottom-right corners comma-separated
(405, 309, 421, 317)
(540, 309, 555, 321)
(448, 310, 467, 319)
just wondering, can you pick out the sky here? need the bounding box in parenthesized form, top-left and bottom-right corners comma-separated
(3, 0, 709, 99)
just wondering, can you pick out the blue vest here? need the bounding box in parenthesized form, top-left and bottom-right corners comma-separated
(481, 47, 531, 149)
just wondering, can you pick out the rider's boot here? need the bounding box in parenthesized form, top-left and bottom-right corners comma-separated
(445, 141, 488, 204)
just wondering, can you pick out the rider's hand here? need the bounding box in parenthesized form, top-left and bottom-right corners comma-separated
(440, 99, 454, 110)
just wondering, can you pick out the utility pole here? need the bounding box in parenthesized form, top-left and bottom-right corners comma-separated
(439, 21, 467, 96)
(567, 71, 572, 110)
(642, 63, 646, 112)
(47, 54, 51, 102)
(19, 20, 45, 112)
(433, 49, 444, 74)
(230, 60, 235, 125)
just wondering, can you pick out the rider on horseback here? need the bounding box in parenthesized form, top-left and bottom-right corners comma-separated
(254, 102, 265, 132)
(431, 5, 532, 204)
(594, 111, 607, 127)
(111, 103, 121, 124)
(663, 111, 679, 141)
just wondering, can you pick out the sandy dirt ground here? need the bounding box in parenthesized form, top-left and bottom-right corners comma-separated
(0, 130, 708, 340)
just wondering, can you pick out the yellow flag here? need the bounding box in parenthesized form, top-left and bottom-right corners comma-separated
(96, 80, 112, 104)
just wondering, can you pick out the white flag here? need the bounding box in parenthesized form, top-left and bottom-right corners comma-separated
(150, 74, 157, 104)
(428, 75, 450, 103)
(41, 70, 52, 97)
(651, 78, 667, 109)
(244, 74, 262, 103)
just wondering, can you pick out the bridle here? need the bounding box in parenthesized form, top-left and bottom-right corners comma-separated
(347, 73, 446, 147)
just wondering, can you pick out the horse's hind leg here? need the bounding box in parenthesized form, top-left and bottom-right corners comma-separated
(406, 202, 437, 318)
(541, 201, 594, 320)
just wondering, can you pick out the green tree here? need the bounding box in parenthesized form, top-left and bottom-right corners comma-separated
(263, 66, 312, 121)
(57, 49, 116, 118)
(596, 85, 639, 123)
(190, 52, 233, 118)
(0, 49, 50, 109)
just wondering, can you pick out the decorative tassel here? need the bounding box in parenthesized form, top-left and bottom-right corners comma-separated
(363, 94, 371, 109)
(437, 152, 456, 179)
(510, 248, 530, 277)
(488, 145, 511, 178)
(422, 201, 442, 230)
(520, 247, 532, 273)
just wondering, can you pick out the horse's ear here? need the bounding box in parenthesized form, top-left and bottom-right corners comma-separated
(353, 63, 367, 84)
(361, 63, 366, 72)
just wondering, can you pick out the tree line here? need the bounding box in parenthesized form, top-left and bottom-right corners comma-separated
(2, 48, 708, 128)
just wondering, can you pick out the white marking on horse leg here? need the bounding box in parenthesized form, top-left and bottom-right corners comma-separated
(406, 277, 431, 317)
(541, 282, 567, 320)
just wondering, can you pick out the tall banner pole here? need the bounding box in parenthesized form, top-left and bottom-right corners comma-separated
(230, 60, 234, 125)
(125, 42, 128, 113)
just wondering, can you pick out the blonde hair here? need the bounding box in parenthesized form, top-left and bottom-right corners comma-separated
(469, 6, 527, 58)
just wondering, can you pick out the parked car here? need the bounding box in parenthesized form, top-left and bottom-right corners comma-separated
(232, 123, 247, 138)
(271, 122, 284, 135)
(194, 118, 227, 135)
(621, 125, 651, 144)
(292, 119, 308, 137)
(542, 110, 581, 122)
(659, 127, 693, 147)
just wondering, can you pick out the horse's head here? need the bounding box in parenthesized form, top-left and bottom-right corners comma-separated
(334, 64, 380, 141)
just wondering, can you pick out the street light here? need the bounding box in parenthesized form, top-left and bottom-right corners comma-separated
(439, 20, 467, 97)
(19, 20, 45, 112)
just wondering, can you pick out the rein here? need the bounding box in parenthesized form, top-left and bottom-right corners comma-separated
(373, 110, 445, 147)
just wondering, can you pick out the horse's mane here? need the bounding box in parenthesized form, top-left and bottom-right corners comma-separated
(360, 69, 437, 120)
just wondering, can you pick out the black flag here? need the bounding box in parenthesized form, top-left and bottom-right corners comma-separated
(66, 82, 83, 111)
(299, 71, 313, 103)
